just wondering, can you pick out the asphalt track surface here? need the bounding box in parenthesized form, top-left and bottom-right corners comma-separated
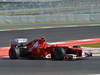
(0, 26, 100, 75)
(0, 26, 100, 47)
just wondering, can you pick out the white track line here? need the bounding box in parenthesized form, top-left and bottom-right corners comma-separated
(0, 25, 99, 31)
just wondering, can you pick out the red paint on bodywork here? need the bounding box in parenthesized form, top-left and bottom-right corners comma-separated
(0, 38, 100, 57)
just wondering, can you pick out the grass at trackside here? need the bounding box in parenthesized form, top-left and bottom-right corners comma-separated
(0, 21, 100, 31)
(80, 43, 100, 48)
(0, 20, 80, 26)
(15, 22, 100, 26)
(0, 24, 71, 31)
(0, 20, 100, 26)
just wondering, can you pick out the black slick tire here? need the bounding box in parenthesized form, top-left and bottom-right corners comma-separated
(51, 47, 65, 60)
(9, 48, 20, 59)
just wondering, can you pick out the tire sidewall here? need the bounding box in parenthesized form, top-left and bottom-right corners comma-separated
(9, 48, 20, 59)
(51, 47, 65, 60)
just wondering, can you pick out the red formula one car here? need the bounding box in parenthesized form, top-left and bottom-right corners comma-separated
(9, 38, 92, 60)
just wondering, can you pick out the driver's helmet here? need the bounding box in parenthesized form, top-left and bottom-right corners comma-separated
(40, 37, 45, 42)
(34, 37, 45, 43)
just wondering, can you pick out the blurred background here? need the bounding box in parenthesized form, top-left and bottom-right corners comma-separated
(0, 0, 100, 25)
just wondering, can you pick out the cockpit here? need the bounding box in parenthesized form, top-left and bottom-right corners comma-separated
(32, 41, 39, 48)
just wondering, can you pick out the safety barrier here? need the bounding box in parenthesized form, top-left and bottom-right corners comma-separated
(0, 0, 100, 25)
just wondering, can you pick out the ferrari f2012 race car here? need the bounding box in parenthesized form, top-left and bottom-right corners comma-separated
(9, 38, 92, 60)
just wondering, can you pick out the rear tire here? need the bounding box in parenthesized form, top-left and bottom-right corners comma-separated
(9, 48, 20, 59)
(51, 47, 66, 60)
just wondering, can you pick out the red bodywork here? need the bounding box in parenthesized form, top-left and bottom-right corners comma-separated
(18, 38, 82, 59)
(10, 38, 83, 60)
